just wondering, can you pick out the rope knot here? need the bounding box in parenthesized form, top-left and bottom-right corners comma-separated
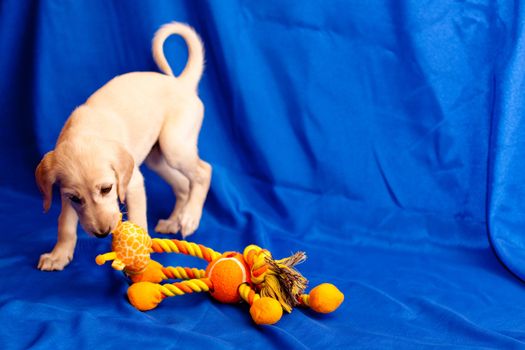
(243, 245, 270, 284)
(243, 245, 308, 313)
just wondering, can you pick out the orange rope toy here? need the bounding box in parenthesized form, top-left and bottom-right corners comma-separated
(96, 218, 344, 325)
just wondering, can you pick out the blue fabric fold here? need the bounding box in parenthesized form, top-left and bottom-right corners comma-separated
(1, 0, 525, 348)
(488, 1, 525, 281)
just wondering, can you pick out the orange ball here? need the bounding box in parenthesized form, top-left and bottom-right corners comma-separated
(127, 282, 163, 311)
(309, 283, 344, 314)
(205, 252, 249, 304)
(250, 297, 283, 325)
(129, 260, 165, 283)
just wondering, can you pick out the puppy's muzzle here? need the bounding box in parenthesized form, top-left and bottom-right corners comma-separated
(93, 231, 111, 238)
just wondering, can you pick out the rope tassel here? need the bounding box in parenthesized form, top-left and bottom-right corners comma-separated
(259, 251, 308, 313)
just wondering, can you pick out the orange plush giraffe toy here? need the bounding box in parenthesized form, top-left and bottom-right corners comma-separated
(96, 217, 344, 325)
(95, 214, 152, 275)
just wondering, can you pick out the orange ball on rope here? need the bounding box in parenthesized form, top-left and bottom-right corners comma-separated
(205, 252, 250, 303)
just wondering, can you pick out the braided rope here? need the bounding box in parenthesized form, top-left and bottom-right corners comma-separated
(298, 294, 310, 307)
(161, 266, 206, 280)
(151, 239, 221, 262)
(238, 283, 260, 306)
(158, 278, 213, 297)
(243, 245, 272, 285)
(243, 245, 262, 265)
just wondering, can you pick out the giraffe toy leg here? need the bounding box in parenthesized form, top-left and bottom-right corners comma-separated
(111, 259, 126, 271)
(95, 252, 117, 265)
(238, 283, 283, 325)
(298, 283, 344, 314)
(96, 252, 125, 271)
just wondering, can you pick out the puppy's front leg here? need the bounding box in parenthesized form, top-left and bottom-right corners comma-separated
(125, 169, 148, 231)
(38, 198, 78, 271)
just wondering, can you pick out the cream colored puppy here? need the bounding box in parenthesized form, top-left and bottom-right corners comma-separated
(35, 22, 211, 271)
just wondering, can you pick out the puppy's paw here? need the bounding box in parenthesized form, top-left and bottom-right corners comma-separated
(177, 207, 202, 238)
(154, 219, 181, 234)
(38, 252, 72, 271)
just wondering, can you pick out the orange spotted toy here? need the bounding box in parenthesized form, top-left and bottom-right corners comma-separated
(96, 217, 344, 325)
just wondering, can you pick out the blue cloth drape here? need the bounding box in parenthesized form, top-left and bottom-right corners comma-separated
(1, 0, 525, 348)
(488, 2, 525, 282)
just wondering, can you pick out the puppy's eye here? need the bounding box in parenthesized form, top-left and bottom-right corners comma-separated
(100, 185, 112, 195)
(68, 195, 82, 204)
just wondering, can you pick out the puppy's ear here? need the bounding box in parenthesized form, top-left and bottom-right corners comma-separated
(35, 151, 56, 212)
(111, 145, 135, 203)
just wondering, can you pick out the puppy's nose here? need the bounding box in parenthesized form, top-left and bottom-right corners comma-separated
(93, 230, 110, 238)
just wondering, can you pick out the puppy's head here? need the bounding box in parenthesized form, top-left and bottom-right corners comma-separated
(35, 138, 134, 238)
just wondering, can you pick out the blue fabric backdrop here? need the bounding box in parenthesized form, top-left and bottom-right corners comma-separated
(1, 0, 525, 348)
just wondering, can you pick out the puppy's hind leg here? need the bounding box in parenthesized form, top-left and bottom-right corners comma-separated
(145, 145, 190, 234)
(158, 105, 212, 237)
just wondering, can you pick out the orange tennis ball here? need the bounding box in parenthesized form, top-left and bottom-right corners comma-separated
(205, 252, 249, 304)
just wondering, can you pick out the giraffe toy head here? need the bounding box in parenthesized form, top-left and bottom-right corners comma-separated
(96, 215, 152, 275)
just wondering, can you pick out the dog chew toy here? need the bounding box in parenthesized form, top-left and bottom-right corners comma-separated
(96, 218, 344, 325)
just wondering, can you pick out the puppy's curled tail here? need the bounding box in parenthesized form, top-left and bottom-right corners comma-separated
(152, 22, 204, 89)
